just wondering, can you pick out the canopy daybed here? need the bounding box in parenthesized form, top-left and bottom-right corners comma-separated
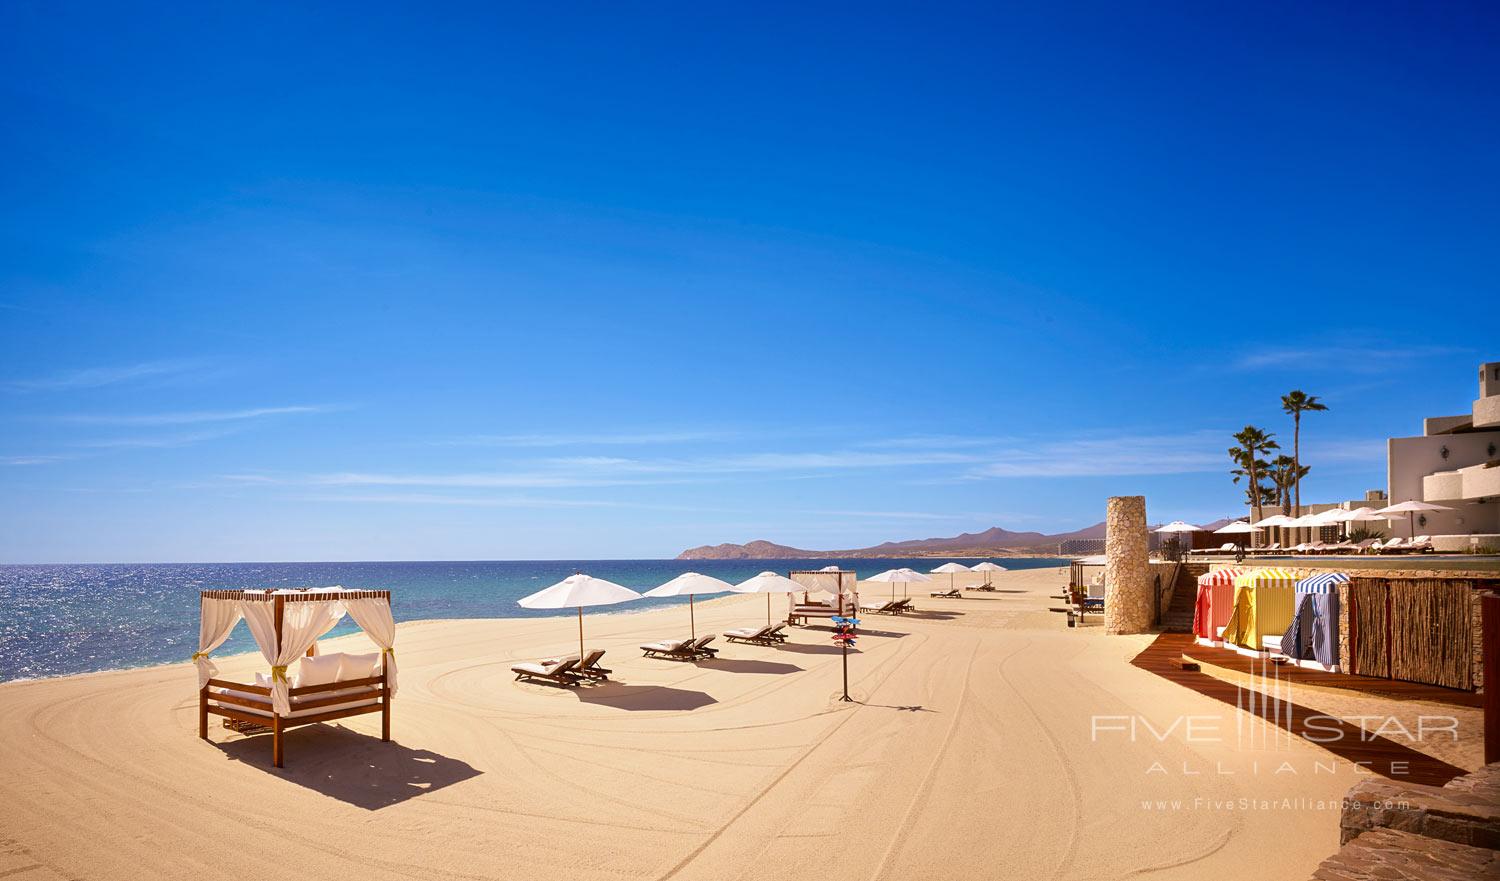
(193, 587, 397, 767)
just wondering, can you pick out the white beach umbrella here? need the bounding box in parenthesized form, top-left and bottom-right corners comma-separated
(1252, 514, 1295, 528)
(929, 562, 971, 591)
(518, 574, 643, 661)
(819, 565, 842, 572)
(732, 571, 807, 626)
(868, 567, 931, 601)
(1373, 500, 1451, 537)
(971, 560, 1008, 587)
(643, 572, 734, 638)
(1213, 521, 1256, 534)
(1154, 520, 1203, 533)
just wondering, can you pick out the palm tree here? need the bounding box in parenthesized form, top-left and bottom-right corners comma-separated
(1229, 425, 1279, 522)
(1281, 390, 1328, 515)
(1268, 454, 1308, 512)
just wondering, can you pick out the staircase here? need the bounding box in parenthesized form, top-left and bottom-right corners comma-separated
(1160, 563, 1197, 633)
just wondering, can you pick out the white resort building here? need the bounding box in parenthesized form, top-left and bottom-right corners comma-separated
(1387, 360, 1500, 549)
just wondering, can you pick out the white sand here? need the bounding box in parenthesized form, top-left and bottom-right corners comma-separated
(0, 567, 1380, 880)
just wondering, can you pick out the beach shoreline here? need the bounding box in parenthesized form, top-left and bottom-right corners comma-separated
(0, 566, 1469, 880)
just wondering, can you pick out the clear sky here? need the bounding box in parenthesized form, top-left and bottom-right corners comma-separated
(1, 3, 1496, 562)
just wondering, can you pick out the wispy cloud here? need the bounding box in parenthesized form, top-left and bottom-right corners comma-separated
(57, 405, 336, 426)
(1, 454, 70, 466)
(436, 429, 737, 447)
(71, 429, 239, 450)
(966, 432, 1228, 478)
(290, 492, 627, 508)
(1236, 344, 1461, 372)
(5, 359, 202, 392)
(221, 470, 671, 489)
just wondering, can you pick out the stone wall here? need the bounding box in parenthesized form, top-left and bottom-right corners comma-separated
(1104, 496, 1153, 635)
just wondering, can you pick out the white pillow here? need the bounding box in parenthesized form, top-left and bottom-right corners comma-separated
(297, 652, 344, 688)
(340, 652, 381, 682)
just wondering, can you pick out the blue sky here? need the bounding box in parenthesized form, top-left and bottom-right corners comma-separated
(1, 3, 1496, 562)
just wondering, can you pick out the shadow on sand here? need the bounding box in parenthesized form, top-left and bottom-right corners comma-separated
(215, 725, 482, 810)
(574, 683, 717, 711)
(700, 658, 802, 675)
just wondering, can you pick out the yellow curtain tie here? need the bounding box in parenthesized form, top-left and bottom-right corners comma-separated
(191, 651, 210, 662)
(381, 647, 394, 656)
(270, 665, 290, 683)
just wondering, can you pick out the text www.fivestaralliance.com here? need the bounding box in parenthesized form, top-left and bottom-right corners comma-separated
(1140, 797, 1410, 812)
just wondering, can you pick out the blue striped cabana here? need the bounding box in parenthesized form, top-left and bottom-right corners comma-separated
(1280, 572, 1348, 666)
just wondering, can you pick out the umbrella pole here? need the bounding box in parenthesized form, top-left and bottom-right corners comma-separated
(690, 595, 695, 638)
(578, 607, 584, 661)
(767, 593, 772, 626)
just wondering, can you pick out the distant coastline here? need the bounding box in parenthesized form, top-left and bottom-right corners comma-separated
(674, 523, 1106, 560)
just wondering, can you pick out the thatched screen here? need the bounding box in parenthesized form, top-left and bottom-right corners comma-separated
(1349, 578, 1390, 679)
(1389, 578, 1473, 690)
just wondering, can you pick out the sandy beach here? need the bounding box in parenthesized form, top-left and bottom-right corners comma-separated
(0, 566, 1439, 880)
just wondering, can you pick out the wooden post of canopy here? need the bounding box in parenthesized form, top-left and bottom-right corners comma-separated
(381, 664, 391, 742)
(198, 685, 209, 739)
(272, 593, 285, 769)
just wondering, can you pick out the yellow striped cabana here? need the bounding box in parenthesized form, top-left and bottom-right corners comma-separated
(1222, 568, 1299, 650)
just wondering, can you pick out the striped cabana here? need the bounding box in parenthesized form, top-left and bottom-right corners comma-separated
(1280, 572, 1348, 666)
(1222, 568, 1299, 650)
(1192, 567, 1242, 641)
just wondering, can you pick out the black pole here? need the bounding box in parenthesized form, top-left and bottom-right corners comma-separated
(840, 637, 851, 701)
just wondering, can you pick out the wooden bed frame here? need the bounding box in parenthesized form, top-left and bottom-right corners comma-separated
(197, 588, 393, 768)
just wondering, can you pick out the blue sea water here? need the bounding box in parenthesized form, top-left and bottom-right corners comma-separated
(0, 557, 1061, 682)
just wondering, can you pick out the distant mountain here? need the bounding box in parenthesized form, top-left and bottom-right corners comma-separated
(676, 522, 1113, 560)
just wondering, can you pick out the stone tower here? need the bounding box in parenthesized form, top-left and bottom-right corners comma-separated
(1104, 495, 1153, 635)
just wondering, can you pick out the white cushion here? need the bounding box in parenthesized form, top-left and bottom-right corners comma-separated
(297, 652, 344, 688)
(340, 651, 381, 682)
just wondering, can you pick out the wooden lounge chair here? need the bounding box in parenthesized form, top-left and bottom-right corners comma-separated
(640, 637, 697, 660)
(930, 587, 962, 598)
(541, 648, 610, 680)
(724, 624, 776, 644)
(764, 623, 788, 643)
(689, 635, 718, 657)
(1408, 535, 1434, 553)
(573, 649, 611, 680)
(892, 598, 916, 614)
(859, 600, 901, 615)
(513, 656, 583, 687)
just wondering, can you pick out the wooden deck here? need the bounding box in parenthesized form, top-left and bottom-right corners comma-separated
(1179, 638, 1484, 709)
(1132, 633, 1469, 786)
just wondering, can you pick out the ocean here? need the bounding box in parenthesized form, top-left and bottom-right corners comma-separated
(0, 557, 1062, 682)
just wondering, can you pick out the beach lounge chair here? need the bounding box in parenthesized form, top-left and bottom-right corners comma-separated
(764, 623, 789, 643)
(541, 648, 611, 680)
(640, 637, 697, 660)
(689, 635, 718, 657)
(1408, 535, 1434, 553)
(1376, 537, 1405, 554)
(892, 598, 916, 614)
(929, 587, 962, 598)
(724, 624, 777, 644)
(1351, 538, 1379, 554)
(859, 600, 900, 615)
(513, 656, 583, 687)
(575, 649, 611, 680)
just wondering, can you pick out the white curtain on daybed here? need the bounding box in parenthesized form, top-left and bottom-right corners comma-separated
(194, 597, 244, 688)
(344, 597, 398, 697)
(240, 592, 347, 715)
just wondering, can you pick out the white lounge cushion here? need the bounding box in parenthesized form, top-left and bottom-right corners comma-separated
(298, 652, 344, 687)
(641, 640, 688, 652)
(340, 651, 382, 682)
